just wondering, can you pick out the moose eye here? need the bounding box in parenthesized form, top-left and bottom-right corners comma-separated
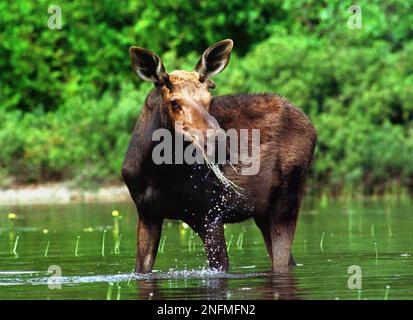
(170, 99, 181, 111)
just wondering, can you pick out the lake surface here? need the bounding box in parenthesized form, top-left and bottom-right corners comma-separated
(0, 197, 412, 300)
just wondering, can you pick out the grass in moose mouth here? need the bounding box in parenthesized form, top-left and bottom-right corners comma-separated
(194, 141, 243, 194)
(0, 198, 412, 300)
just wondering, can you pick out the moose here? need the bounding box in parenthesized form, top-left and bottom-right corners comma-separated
(122, 39, 317, 273)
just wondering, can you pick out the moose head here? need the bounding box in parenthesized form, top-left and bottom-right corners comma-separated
(129, 39, 233, 150)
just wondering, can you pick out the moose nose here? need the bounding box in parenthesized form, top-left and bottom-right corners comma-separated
(204, 112, 221, 131)
(203, 115, 225, 160)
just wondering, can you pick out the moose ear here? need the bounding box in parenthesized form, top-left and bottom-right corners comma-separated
(195, 39, 233, 82)
(129, 46, 172, 90)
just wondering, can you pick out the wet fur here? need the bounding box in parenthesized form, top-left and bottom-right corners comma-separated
(122, 89, 317, 272)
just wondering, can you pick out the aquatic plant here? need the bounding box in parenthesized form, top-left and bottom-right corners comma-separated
(196, 145, 242, 193)
(319, 232, 325, 252)
(384, 285, 390, 300)
(116, 284, 121, 300)
(236, 230, 244, 250)
(112, 210, 121, 238)
(114, 234, 122, 254)
(8, 213, 16, 232)
(127, 268, 134, 286)
(374, 241, 379, 259)
(159, 235, 166, 254)
(75, 236, 80, 257)
(226, 234, 234, 252)
(44, 240, 50, 257)
(8, 213, 16, 220)
(12, 235, 19, 257)
(188, 232, 196, 252)
(106, 282, 114, 300)
(101, 229, 107, 257)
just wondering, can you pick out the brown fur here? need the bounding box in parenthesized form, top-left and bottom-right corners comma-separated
(125, 36, 315, 273)
(122, 81, 317, 272)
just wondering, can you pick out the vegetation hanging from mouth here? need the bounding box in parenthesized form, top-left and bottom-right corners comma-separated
(194, 141, 243, 194)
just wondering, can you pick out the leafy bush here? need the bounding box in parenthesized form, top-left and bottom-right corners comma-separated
(1, 0, 413, 194)
(0, 81, 148, 184)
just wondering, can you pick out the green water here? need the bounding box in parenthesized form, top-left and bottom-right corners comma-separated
(0, 197, 412, 300)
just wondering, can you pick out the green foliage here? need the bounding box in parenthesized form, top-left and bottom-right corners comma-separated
(0, 81, 148, 184)
(1, 0, 413, 194)
(217, 30, 413, 193)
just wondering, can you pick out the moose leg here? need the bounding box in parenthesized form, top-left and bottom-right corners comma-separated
(270, 172, 306, 269)
(270, 219, 298, 269)
(197, 221, 229, 272)
(136, 216, 163, 273)
(254, 216, 273, 262)
(255, 215, 296, 269)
